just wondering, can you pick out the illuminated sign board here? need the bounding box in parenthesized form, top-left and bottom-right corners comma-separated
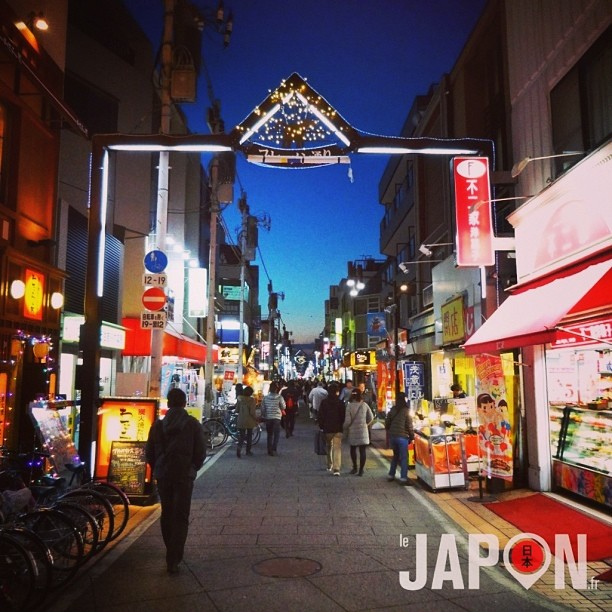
(453, 157, 494, 266)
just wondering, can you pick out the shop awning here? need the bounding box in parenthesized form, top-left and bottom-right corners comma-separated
(462, 259, 612, 355)
(121, 318, 217, 363)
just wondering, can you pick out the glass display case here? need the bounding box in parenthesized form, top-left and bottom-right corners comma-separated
(551, 405, 611, 509)
(414, 428, 469, 491)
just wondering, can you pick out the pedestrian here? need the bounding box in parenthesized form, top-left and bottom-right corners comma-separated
(317, 382, 346, 476)
(451, 383, 467, 398)
(385, 392, 414, 485)
(261, 381, 286, 456)
(343, 388, 374, 476)
(308, 380, 328, 420)
(339, 379, 354, 403)
(236, 385, 258, 458)
(145, 388, 206, 574)
(281, 379, 301, 438)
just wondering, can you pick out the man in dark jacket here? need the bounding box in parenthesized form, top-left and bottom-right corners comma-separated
(385, 392, 414, 485)
(317, 383, 346, 476)
(146, 388, 206, 573)
(281, 379, 301, 438)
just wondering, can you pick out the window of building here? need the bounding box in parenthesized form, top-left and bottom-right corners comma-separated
(551, 27, 611, 175)
(0, 102, 12, 209)
(64, 73, 119, 135)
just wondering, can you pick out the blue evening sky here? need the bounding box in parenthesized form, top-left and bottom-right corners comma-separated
(123, 0, 486, 344)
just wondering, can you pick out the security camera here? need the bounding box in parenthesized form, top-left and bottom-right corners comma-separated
(398, 262, 410, 274)
(419, 244, 433, 257)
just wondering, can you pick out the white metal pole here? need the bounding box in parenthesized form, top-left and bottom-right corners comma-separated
(149, 0, 173, 399)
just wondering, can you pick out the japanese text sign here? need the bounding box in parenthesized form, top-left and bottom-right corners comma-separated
(453, 157, 494, 266)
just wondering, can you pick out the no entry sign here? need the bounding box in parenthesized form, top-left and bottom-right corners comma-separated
(142, 286, 166, 311)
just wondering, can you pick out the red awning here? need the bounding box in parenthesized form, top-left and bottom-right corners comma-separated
(462, 259, 612, 355)
(121, 318, 217, 363)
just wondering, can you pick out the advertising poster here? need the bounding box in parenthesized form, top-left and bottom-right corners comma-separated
(96, 398, 158, 480)
(474, 355, 513, 481)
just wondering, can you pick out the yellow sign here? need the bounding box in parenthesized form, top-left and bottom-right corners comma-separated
(24, 268, 44, 321)
(441, 295, 465, 343)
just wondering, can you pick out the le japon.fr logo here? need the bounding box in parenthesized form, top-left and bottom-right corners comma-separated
(398, 533, 594, 591)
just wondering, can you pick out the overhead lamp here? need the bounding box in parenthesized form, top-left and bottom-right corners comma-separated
(27, 11, 49, 31)
(418, 242, 454, 257)
(398, 260, 443, 274)
(469, 195, 533, 213)
(511, 151, 584, 178)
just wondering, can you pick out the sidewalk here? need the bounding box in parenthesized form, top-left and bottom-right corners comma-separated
(47, 413, 610, 611)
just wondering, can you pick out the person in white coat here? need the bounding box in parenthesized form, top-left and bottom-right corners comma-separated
(343, 388, 374, 476)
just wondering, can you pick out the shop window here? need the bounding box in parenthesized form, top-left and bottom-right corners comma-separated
(551, 27, 612, 176)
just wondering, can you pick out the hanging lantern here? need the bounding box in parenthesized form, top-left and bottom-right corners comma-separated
(170, 46, 197, 102)
(33, 341, 50, 360)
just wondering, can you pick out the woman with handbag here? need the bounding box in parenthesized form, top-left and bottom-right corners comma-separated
(385, 392, 414, 485)
(261, 381, 286, 456)
(343, 388, 374, 476)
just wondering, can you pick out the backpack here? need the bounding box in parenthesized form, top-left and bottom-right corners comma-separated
(285, 395, 295, 409)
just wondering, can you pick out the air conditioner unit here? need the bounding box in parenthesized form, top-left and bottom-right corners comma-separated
(422, 283, 433, 307)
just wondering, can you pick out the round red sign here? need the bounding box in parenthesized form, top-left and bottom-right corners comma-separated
(142, 286, 167, 311)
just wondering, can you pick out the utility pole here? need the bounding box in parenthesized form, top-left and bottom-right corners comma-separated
(149, 0, 174, 399)
(237, 193, 248, 383)
(204, 102, 224, 410)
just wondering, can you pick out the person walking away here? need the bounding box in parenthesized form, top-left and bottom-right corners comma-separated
(146, 388, 206, 574)
(281, 379, 301, 438)
(236, 385, 258, 457)
(385, 392, 414, 485)
(262, 381, 286, 456)
(317, 382, 346, 476)
(339, 379, 354, 404)
(308, 380, 328, 420)
(343, 388, 374, 476)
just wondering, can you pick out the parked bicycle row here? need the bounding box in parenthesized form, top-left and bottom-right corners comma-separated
(202, 403, 262, 449)
(0, 448, 130, 611)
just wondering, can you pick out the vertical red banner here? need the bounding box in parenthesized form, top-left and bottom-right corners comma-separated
(453, 157, 494, 266)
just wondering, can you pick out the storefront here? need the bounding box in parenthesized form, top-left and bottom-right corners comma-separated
(463, 140, 612, 508)
(121, 317, 216, 419)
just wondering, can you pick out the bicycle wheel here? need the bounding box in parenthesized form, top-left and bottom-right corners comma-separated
(0, 531, 36, 612)
(53, 502, 99, 563)
(57, 489, 114, 551)
(81, 481, 129, 541)
(0, 527, 51, 610)
(17, 508, 84, 590)
(251, 424, 262, 445)
(203, 419, 228, 449)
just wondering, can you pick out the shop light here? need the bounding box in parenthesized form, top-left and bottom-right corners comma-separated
(10, 279, 25, 299)
(511, 151, 584, 178)
(50, 292, 64, 309)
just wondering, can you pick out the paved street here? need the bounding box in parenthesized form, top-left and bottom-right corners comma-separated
(49, 413, 573, 611)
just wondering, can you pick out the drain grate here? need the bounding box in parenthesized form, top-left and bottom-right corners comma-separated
(252, 557, 322, 578)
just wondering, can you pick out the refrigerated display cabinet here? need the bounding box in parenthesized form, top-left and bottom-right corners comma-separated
(552, 405, 611, 509)
(414, 428, 469, 491)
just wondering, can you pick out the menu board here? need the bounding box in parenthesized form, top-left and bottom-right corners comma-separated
(108, 441, 147, 495)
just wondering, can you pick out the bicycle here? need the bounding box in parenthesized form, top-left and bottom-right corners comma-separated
(202, 409, 262, 450)
(0, 529, 38, 612)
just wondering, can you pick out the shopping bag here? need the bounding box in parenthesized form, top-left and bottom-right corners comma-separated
(314, 430, 327, 455)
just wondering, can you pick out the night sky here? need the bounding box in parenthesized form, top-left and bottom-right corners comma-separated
(122, 0, 487, 344)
